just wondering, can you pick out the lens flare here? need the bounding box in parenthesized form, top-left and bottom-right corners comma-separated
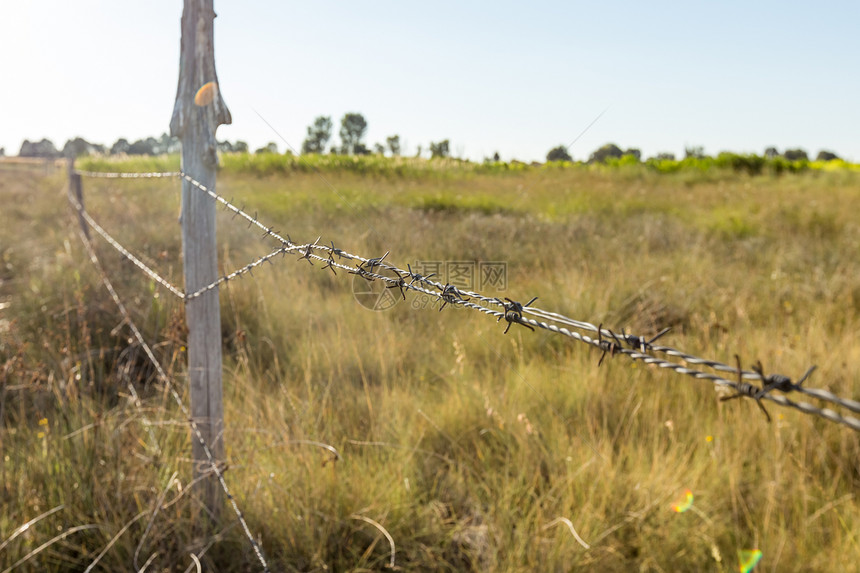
(672, 489, 694, 513)
(738, 549, 762, 572)
(194, 82, 218, 106)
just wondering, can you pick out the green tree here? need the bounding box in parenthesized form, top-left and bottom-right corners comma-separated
(110, 138, 130, 155)
(684, 145, 706, 159)
(234, 141, 249, 153)
(546, 145, 572, 162)
(19, 138, 60, 158)
(429, 139, 450, 159)
(156, 132, 180, 154)
(588, 143, 623, 163)
(373, 143, 385, 155)
(255, 142, 279, 154)
(386, 135, 401, 156)
(764, 146, 779, 159)
(653, 152, 676, 160)
(62, 137, 95, 159)
(783, 148, 808, 161)
(127, 138, 158, 155)
(624, 148, 641, 161)
(339, 113, 368, 155)
(0, 147, 4, 157)
(816, 150, 839, 161)
(302, 116, 333, 154)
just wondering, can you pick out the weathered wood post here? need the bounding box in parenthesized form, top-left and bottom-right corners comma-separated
(170, 0, 231, 518)
(67, 158, 89, 240)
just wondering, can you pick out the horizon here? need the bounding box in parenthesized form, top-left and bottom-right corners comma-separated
(2, 1, 859, 163)
(4, 135, 850, 164)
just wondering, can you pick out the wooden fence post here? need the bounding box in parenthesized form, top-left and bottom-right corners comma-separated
(170, 0, 232, 519)
(67, 159, 89, 240)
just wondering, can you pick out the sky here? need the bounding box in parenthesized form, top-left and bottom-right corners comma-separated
(2, 1, 859, 162)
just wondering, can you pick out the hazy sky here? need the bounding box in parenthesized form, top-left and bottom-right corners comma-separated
(2, 1, 858, 162)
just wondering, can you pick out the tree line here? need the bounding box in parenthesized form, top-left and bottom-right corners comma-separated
(7, 113, 451, 161)
(11, 133, 250, 159)
(546, 143, 841, 164)
(301, 113, 453, 159)
(7, 112, 843, 165)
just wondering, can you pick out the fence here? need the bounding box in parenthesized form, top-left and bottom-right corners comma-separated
(56, 164, 860, 571)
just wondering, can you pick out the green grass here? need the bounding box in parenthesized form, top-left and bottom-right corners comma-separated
(2, 161, 859, 571)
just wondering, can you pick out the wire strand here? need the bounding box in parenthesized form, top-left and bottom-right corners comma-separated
(67, 180, 270, 572)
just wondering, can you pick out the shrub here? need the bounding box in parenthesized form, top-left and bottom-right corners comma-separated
(588, 143, 623, 164)
(546, 146, 572, 162)
(715, 152, 766, 175)
(783, 148, 809, 161)
(816, 150, 840, 161)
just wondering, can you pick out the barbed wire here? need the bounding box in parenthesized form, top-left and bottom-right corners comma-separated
(73, 167, 860, 433)
(75, 170, 182, 179)
(67, 178, 271, 571)
(170, 170, 860, 432)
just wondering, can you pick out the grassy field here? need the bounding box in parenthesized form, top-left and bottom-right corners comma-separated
(1, 157, 859, 571)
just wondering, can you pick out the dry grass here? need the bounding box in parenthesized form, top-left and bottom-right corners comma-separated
(1, 161, 859, 571)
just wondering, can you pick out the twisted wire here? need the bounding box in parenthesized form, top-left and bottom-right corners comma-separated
(75, 170, 182, 179)
(67, 190, 185, 299)
(517, 318, 860, 433)
(67, 181, 270, 571)
(176, 171, 860, 430)
(185, 245, 290, 300)
(71, 169, 860, 433)
(519, 307, 860, 415)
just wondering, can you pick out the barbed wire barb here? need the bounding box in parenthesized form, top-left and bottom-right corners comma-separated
(720, 355, 772, 422)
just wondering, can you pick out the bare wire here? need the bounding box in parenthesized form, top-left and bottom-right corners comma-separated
(67, 189, 185, 299)
(68, 185, 270, 571)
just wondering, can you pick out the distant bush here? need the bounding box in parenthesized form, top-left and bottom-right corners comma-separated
(75, 150, 856, 180)
(783, 148, 809, 161)
(644, 153, 815, 176)
(816, 150, 839, 161)
(588, 143, 623, 164)
(255, 142, 279, 154)
(19, 138, 61, 158)
(429, 140, 450, 159)
(714, 152, 766, 175)
(684, 146, 706, 159)
(62, 137, 104, 159)
(605, 154, 642, 168)
(546, 145, 572, 162)
(302, 116, 333, 155)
